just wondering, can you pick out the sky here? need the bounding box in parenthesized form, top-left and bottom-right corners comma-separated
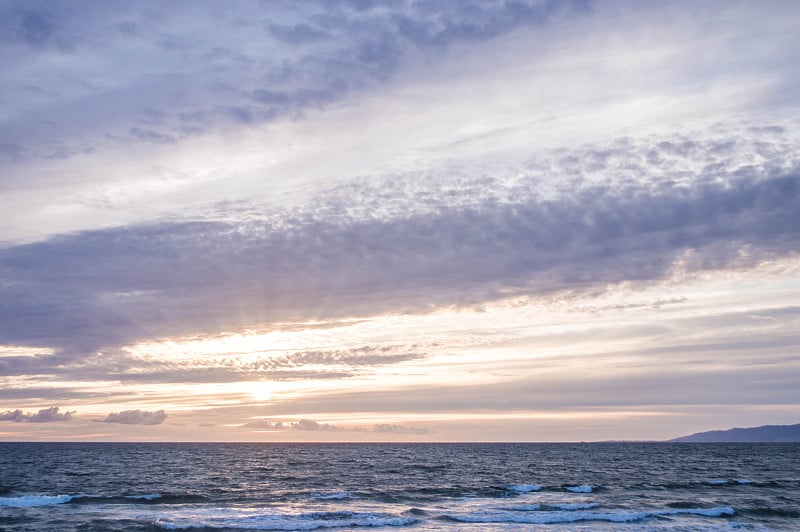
(0, 0, 798, 442)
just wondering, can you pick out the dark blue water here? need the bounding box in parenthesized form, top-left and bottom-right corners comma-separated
(0, 443, 798, 531)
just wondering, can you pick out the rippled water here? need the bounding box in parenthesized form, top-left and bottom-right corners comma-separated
(1, 442, 798, 530)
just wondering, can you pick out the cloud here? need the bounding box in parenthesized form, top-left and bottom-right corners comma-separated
(368, 423, 431, 435)
(102, 409, 167, 425)
(251, 346, 426, 370)
(0, 337, 426, 388)
(243, 418, 430, 434)
(0, 130, 797, 369)
(0, 0, 588, 166)
(0, 3, 78, 51)
(292, 419, 341, 432)
(242, 418, 341, 431)
(244, 419, 286, 429)
(0, 406, 73, 422)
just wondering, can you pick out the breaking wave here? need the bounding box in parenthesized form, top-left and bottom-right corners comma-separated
(441, 506, 736, 525)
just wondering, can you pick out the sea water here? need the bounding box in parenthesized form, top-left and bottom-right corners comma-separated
(0, 442, 798, 530)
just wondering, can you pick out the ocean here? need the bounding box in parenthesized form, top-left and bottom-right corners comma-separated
(0, 442, 798, 531)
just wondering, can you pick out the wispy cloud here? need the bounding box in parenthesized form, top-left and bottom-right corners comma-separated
(0, 0, 587, 165)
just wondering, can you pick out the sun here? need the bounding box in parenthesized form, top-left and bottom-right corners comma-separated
(241, 381, 273, 402)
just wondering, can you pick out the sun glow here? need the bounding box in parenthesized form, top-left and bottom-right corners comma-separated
(240, 381, 273, 402)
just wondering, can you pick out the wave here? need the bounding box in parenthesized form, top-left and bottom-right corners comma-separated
(70, 494, 195, 505)
(498, 502, 601, 512)
(0, 495, 73, 507)
(154, 510, 417, 530)
(0, 493, 207, 507)
(635, 478, 789, 491)
(440, 505, 735, 525)
(740, 507, 800, 519)
(565, 485, 595, 493)
(689, 478, 760, 487)
(505, 484, 541, 493)
(310, 492, 355, 500)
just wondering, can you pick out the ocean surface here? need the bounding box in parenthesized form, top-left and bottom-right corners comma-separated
(0, 443, 798, 531)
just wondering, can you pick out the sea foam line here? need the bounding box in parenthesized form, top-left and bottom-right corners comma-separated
(0, 493, 164, 507)
(153, 509, 417, 530)
(443, 506, 735, 525)
(565, 485, 595, 493)
(0, 495, 73, 507)
(505, 484, 542, 493)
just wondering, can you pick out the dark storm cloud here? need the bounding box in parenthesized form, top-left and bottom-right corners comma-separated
(102, 409, 167, 425)
(0, 133, 798, 369)
(0, 406, 73, 422)
(0, 0, 586, 166)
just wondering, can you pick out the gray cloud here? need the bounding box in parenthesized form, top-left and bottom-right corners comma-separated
(0, 0, 587, 166)
(0, 2, 80, 51)
(0, 406, 74, 422)
(0, 134, 798, 373)
(369, 423, 431, 435)
(102, 409, 167, 425)
(293, 419, 341, 432)
(244, 418, 430, 434)
(244, 419, 286, 429)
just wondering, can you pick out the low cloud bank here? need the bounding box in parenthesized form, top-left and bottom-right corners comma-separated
(245, 418, 430, 435)
(0, 406, 73, 422)
(102, 409, 167, 425)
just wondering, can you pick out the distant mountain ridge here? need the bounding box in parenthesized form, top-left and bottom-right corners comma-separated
(671, 423, 800, 443)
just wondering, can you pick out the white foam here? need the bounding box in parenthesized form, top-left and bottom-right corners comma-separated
(153, 509, 416, 530)
(501, 503, 542, 511)
(448, 510, 642, 525)
(506, 484, 541, 493)
(735, 479, 752, 484)
(565, 485, 594, 493)
(126, 493, 162, 500)
(445, 506, 735, 525)
(546, 503, 601, 511)
(0, 494, 73, 507)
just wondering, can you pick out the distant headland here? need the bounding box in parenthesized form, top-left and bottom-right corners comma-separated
(670, 423, 800, 443)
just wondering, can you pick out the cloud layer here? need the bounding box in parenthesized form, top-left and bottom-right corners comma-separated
(0, 0, 587, 165)
(1, 130, 797, 365)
